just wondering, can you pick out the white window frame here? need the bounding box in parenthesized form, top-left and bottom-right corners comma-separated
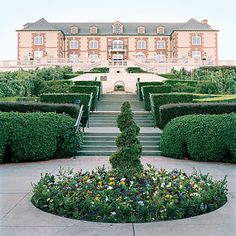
(138, 26, 145, 34)
(192, 51, 201, 60)
(192, 36, 201, 45)
(89, 54, 99, 60)
(155, 53, 166, 62)
(114, 24, 122, 34)
(34, 50, 43, 59)
(71, 26, 78, 34)
(112, 53, 123, 60)
(90, 26, 97, 34)
(137, 40, 146, 49)
(34, 36, 43, 45)
(70, 40, 78, 49)
(157, 27, 165, 34)
(69, 54, 79, 63)
(113, 40, 123, 49)
(157, 40, 165, 49)
(89, 40, 98, 49)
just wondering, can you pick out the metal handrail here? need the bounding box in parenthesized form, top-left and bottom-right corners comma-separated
(86, 92, 93, 128)
(73, 105, 84, 159)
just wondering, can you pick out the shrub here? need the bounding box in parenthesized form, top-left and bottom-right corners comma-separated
(31, 166, 227, 223)
(150, 93, 198, 126)
(171, 83, 196, 93)
(110, 102, 143, 176)
(127, 67, 148, 73)
(164, 80, 198, 87)
(0, 112, 82, 163)
(160, 114, 236, 162)
(195, 81, 219, 94)
(194, 95, 236, 103)
(158, 74, 176, 79)
(89, 67, 109, 73)
(64, 72, 85, 79)
(136, 81, 164, 100)
(69, 86, 99, 111)
(142, 86, 172, 111)
(74, 81, 102, 99)
(0, 102, 80, 118)
(159, 102, 236, 129)
(40, 93, 91, 124)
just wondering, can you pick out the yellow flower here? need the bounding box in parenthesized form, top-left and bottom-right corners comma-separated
(109, 177, 114, 181)
(108, 181, 115, 186)
(120, 181, 125, 185)
(95, 196, 101, 201)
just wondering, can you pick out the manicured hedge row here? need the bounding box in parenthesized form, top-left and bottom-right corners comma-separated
(194, 95, 236, 103)
(160, 114, 236, 163)
(74, 81, 102, 99)
(136, 82, 164, 100)
(158, 74, 176, 79)
(127, 67, 148, 73)
(89, 67, 109, 73)
(0, 97, 39, 102)
(164, 80, 198, 87)
(142, 85, 172, 111)
(64, 73, 85, 79)
(0, 112, 82, 163)
(40, 93, 91, 123)
(150, 93, 198, 126)
(69, 86, 99, 111)
(0, 102, 80, 118)
(159, 102, 236, 129)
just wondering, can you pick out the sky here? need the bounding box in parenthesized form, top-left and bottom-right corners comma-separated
(1, 0, 236, 60)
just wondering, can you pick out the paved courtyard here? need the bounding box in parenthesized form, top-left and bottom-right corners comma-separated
(0, 156, 235, 236)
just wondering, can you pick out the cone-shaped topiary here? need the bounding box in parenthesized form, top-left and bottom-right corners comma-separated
(110, 101, 143, 176)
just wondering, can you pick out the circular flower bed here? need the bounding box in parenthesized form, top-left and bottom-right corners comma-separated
(31, 166, 227, 223)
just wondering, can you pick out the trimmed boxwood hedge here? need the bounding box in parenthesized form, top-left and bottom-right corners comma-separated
(194, 95, 236, 103)
(164, 80, 198, 87)
(69, 86, 99, 111)
(158, 74, 176, 79)
(160, 114, 236, 163)
(150, 93, 198, 126)
(0, 112, 82, 163)
(74, 81, 102, 99)
(142, 85, 172, 111)
(159, 102, 236, 129)
(0, 102, 80, 118)
(136, 82, 164, 100)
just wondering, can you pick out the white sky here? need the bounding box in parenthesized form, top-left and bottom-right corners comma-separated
(1, 0, 236, 60)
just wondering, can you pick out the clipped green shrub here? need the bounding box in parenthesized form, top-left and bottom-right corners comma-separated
(64, 72, 85, 79)
(164, 80, 198, 87)
(89, 67, 109, 73)
(171, 83, 196, 93)
(0, 102, 80, 118)
(142, 85, 172, 111)
(110, 102, 143, 176)
(136, 81, 164, 100)
(195, 81, 219, 94)
(159, 102, 236, 129)
(127, 67, 148, 73)
(160, 114, 236, 162)
(158, 73, 176, 79)
(69, 86, 99, 111)
(0, 112, 82, 163)
(74, 81, 102, 99)
(194, 95, 236, 103)
(150, 93, 198, 126)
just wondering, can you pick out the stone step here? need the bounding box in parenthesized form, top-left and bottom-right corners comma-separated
(83, 136, 161, 142)
(83, 141, 160, 146)
(78, 150, 161, 156)
(81, 146, 160, 151)
(83, 132, 161, 137)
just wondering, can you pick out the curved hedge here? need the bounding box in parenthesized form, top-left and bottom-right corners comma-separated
(142, 85, 172, 111)
(0, 112, 82, 163)
(150, 93, 198, 126)
(0, 102, 80, 118)
(160, 114, 236, 162)
(136, 82, 164, 100)
(164, 80, 198, 87)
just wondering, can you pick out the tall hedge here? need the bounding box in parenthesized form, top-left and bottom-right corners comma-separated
(159, 102, 236, 129)
(141, 85, 172, 111)
(69, 86, 99, 111)
(160, 114, 236, 163)
(136, 82, 164, 100)
(0, 112, 82, 163)
(150, 93, 198, 126)
(0, 102, 80, 118)
(74, 81, 102, 99)
(164, 80, 198, 87)
(194, 95, 236, 103)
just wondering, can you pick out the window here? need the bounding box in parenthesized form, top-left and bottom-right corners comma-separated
(157, 40, 165, 49)
(89, 40, 98, 49)
(34, 36, 43, 45)
(89, 54, 99, 60)
(113, 40, 123, 49)
(114, 24, 122, 34)
(90, 26, 98, 34)
(137, 40, 146, 49)
(192, 51, 201, 59)
(34, 50, 43, 59)
(71, 26, 78, 34)
(192, 36, 201, 45)
(70, 54, 78, 63)
(70, 40, 78, 49)
(157, 27, 165, 34)
(137, 26, 145, 34)
(155, 53, 166, 62)
(112, 54, 123, 60)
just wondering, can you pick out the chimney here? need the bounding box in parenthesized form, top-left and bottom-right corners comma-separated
(201, 19, 208, 25)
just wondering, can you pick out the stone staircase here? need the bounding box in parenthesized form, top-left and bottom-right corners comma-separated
(79, 93, 161, 157)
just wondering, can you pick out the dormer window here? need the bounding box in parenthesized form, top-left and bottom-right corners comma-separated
(90, 26, 98, 34)
(137, 26, 145, 34)
(71, 26, 78, 35)
(157, 26, 165, 34)
(113, 21, 123, 34)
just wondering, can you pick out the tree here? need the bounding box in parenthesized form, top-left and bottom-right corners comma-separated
(110, 101, 143, 176)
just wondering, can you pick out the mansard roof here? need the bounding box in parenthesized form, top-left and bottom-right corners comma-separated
(17, 18, 217, 35)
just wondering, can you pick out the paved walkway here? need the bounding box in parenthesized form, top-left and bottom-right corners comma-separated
(0, 156, 235, 236)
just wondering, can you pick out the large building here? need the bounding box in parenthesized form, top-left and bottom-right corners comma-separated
(17, 18, 218, 64)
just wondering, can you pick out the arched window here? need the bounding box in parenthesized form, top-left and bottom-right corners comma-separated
(157, 26, 165, 34)
(89, 40, 98, 49)
(137, 26, 145, 34)
(71, 26, 78, 34)
(137, 40, 146, 49)
(192, 36, 201, 45)
(113, 40, 123, 49)
(90, 26, 98, 34)
(113, 22, 123, 34)
(70, 40, 78, 49)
